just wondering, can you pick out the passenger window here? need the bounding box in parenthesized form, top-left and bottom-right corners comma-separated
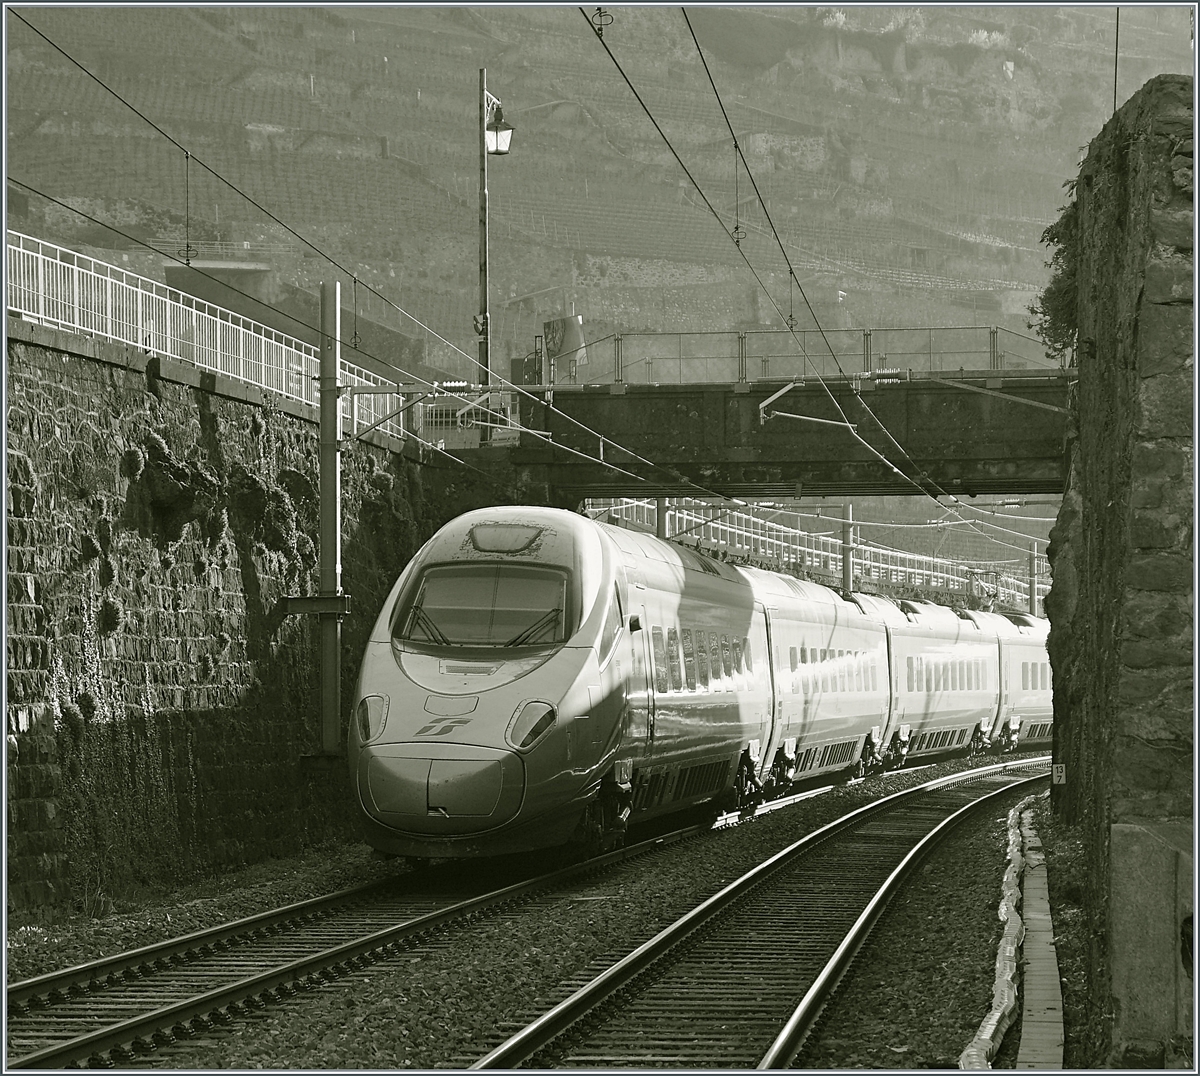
(732, 639, 743, 676)
(696, 639, 709, 690)
(680, 629, 696, 691)
(926, 661, 934, 693)
(721, 635, 732, 679)
(1022, 662, 1029, 690)
(950, 661, 958, 691)
(959, 659, 966, 690)
(743, 637, 752, 673)
(1042, 663, 1049, 690)
(855, 653, 863, 692)
(651, 627, 670, 694)
(870, 657, 878, 692)
(789, 646, 798, 672)
(709, 633, 723, 688)
(934, 661, 942, 693)
(667, 628, 683, 691)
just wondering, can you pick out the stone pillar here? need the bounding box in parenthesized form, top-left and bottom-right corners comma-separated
(1046, 73, 1193, 1066)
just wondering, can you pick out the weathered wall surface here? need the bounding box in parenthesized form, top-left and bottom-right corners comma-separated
(6, 317, 529, 911)
(1044, 73, 1193, 1066)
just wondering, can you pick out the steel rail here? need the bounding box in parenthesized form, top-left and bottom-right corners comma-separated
(7, 878, 400, 1012)
(7, 827, 704, 1070)
(470, 756, 1049, 1070)
(757, 770, 1048, 1067)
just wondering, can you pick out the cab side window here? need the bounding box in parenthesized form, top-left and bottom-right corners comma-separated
(599, 587, 623, 664)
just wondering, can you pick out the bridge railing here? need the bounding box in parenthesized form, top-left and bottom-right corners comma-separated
(591, 497, 1050, 612)
(557, 325, 1060, 386)
(6, 231, 518, 444)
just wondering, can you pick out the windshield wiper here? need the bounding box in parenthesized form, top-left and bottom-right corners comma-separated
(503, 609, 561, 647)
(408, 606, 452, 646)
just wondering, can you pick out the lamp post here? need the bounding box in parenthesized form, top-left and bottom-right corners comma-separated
(478, 67, 513, 389)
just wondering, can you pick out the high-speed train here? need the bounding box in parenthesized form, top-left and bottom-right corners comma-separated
(349, 507, 1052, 860)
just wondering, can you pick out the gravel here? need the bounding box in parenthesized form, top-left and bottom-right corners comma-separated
(7, 756, 1045, 1069)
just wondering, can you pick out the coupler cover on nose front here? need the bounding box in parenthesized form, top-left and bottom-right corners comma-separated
(360, 742, 525, 834)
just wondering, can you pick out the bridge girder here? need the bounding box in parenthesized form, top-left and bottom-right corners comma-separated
(466, 374, 1071, 503)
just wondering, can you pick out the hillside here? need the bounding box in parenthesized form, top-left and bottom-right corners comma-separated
(6, 5, 1193, 380)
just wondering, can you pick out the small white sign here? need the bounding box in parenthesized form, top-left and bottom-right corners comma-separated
(1052, 764, 1067, 785)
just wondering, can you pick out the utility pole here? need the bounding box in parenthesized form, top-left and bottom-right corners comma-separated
(286, 281, 352, 768)
(842, 503, 854, 592)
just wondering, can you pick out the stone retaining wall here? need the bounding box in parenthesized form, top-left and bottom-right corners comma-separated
(5, 316, 528, 911)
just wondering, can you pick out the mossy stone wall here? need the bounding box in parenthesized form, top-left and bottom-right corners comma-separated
(5, 316, 531, 911)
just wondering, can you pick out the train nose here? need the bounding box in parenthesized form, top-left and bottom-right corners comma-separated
(358, 742, 525, 834)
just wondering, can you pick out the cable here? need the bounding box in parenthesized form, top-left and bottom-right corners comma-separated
(676, 8, 1043, 555)
(8, 13, 770, 521)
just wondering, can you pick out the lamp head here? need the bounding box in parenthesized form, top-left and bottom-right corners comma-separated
(485, 106, 514, 155)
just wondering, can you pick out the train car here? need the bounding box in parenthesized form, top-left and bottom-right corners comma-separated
(349, 506, 1052, 861)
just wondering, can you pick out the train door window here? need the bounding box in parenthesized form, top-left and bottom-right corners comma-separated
(696, 638, 709, 690)
(907, 656, 915, 692)
(650, 627, 670, 694)
(1021, 662, 1029, 690)
(666, 628, 684, 691)
(720, 635, 733, 680)
(680, 630, 697, 691)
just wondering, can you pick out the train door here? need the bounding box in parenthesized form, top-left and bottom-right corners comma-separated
(758, 606, 782, 782)
(626, 604, 656, 756)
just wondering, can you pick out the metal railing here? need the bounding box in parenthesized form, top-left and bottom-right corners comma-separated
(591, 497, 1050, 612)
(551, 325, 1060, 387)
(5, 231, 516, 443)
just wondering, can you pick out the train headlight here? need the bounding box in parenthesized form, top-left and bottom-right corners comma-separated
(508, 701, 556, 751)
(356, 695, 389, 744)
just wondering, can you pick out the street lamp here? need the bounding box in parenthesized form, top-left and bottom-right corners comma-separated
(478, 68, 513, 389)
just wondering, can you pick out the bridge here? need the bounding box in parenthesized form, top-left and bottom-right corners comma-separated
(8, 230, 1070, 502)
(480, 371, 1071, 501)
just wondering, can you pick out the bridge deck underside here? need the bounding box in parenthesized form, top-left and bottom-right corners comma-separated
(481, 377, 1070, 500)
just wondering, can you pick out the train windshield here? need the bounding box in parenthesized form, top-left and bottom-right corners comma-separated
(391, 564, 574, 649)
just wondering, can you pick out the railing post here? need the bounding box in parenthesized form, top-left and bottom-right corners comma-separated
(990, 326, 999, 369)
(613, 334, 622, 383)
(738, 332, 747, 383)
(863, 328, 871, 374)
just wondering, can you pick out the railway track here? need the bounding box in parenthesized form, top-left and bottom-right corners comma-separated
(5, 782, 845, 1071)
(472, 757, 1049, 1069)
